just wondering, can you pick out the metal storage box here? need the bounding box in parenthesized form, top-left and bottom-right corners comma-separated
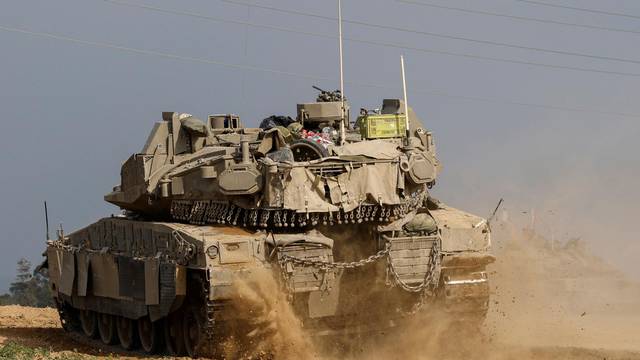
(358, 114, 406, 139)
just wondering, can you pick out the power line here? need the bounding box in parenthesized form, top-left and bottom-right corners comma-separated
(219, 0, 335, 21)
(219, 0, 640, 65)
(396, 0, 640, 35)
(364, 78, 640, 118)
(101, 0, 334, 41)
(514, 0, 640, 21)
(102, 0, 640, 78)
(417, 89, 640, 119)
(1, 24, 639, 119)
(346, 37, 640, 78)
(102, 0, 333, 39)
(0, 25, 329, 80)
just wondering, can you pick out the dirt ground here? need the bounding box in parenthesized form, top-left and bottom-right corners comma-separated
(1, 222, 639, 359)
(0, 305, 141, 359)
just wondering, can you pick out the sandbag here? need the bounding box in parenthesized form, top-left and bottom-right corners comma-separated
(403, 213, 437, 234)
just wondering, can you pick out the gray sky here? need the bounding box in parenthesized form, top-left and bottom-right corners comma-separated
(1, 0, 639, 291)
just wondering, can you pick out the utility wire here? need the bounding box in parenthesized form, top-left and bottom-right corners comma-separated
(101, 0, 336, 41)
(219, 0, 335, 21)
(514, 0, 640, 21)
(350, 36, 640, 78)
(219, 0, 640, 65)
(0, 25, 329, 80)
(1, 24, 639, 119)
(396, 0, 640, 35)
(102, 0, 640, 78)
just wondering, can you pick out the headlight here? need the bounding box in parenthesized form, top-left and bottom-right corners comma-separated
(206, 245, 219, 259)
(225, 243, 240, 251)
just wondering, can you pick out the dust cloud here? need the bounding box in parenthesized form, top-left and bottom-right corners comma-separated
(231, 219, 640, 360)
(0, 217, 638, 359)
(227, 268, 319, 359)
(486, 220, 640, 352)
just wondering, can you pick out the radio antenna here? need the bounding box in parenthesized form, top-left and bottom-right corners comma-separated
(400, 55, 411, 144)
(44, 201, 50, 241)
(338, 0, 346, 146)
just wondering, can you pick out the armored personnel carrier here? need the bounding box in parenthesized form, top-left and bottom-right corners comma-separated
(43, 87, 494, 357)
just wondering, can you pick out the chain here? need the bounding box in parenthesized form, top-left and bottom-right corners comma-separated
(278, 238, 441, 313)
(280, 242, 391, 270)
(171, 231, 196, 265)
(277, 258, 295, 302)
(232, 207, 241, 226)
(48, 231, 196, 266)
(274, 210, 282, 227)
(390, 239, 441, 314)
(47, 239, 77, 252)
(171, 190, 428, 228)
(387, 238, 440, 293)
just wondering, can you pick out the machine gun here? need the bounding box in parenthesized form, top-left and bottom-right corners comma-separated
(312, 85, 344, 102)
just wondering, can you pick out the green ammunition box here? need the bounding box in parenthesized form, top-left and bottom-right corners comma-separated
(358, 114, 406, 139)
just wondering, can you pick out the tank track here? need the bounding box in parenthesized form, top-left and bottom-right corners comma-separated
(54, 300, 227, 358)
(52, 264, 490, 358)
(190, 274, 220, 358)
(54, 304, 149, 357)
(191, 276, 278, 358)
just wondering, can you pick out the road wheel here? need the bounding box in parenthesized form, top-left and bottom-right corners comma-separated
(97, 313, 118, 345)
(116, 316, 138, 350)
(137, 316, 162, 354)
(164, 312, 185, 356)
(183, 306, 205, 358)
(79, 310, 98, 338)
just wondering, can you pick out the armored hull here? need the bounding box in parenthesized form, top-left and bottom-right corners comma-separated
(44, 91, 494, 357)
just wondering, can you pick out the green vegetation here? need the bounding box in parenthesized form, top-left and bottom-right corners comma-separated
(0, 342, 86, 360)
(0, 341, 49, 359)
(0, 258, 53, 308)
